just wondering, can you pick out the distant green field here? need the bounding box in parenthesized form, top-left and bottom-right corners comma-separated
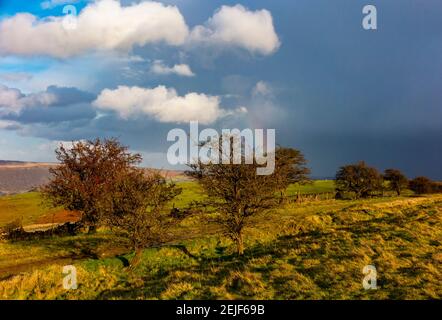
(0, 192, 59, 227)
(0, 180, 336, 227)
(286, 180, 335, 196)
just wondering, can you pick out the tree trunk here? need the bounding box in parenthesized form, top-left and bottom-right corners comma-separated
(88, 225, 97, 234)
(236, 233, 244, 255)
(129, 248, 143, 270)
(279, 190, 287, 204)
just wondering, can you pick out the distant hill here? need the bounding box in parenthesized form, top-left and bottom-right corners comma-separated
(0, 160, 28, 165)
(0, 160, 186, 195)
(0, 161, 55, 195)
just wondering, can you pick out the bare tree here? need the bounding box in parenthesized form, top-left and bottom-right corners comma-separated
(186, 136, 287, 255)
(383, 169, 408, 196)
(409, 176, 434, 195)
(103, 169, 182, 267)
(274, 146, 310, 202)
(335, 161, 383, 199)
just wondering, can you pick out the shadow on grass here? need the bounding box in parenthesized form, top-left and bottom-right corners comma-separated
(93, 229, 335, 299)
(93, 201, 441, 299)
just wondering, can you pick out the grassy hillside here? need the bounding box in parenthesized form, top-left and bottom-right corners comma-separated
(0, 185, 440, 299)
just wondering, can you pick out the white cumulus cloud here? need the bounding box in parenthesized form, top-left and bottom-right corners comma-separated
(150, 60, 195, 77)
(0, 0, 189, 58)
(93, 85, 225, 124)
(0, 2, 280, 58)
(0, 85, 56, 115)
(189, 4, 280, 55)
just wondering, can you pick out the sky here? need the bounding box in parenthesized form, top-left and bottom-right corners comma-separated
(0, 0, 441, 179)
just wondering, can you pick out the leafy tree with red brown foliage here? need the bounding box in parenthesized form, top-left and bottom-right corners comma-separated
(41, 138, 141, 232)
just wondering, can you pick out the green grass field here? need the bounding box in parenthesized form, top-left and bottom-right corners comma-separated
(0, 181, 441, 300)
(0, 192, 60, 227)
(286, 180, 335, 196)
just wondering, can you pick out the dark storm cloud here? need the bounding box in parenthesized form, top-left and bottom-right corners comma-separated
(234, 0, 442, 179)
(4, 102, 96, 124)
(1, 85, 97, 124)
(45, 85, 95, 106)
